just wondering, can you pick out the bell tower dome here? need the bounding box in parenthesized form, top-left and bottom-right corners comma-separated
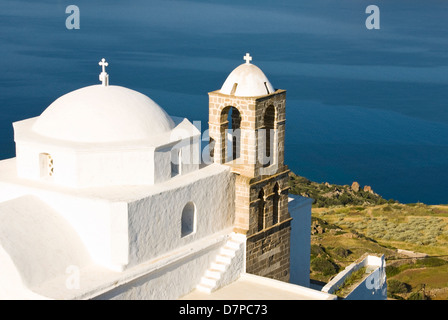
(208, 54, 292, 281)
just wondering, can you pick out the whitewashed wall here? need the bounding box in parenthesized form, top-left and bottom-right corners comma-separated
(127, 165, 235, 267)
(14, 116, 201, 188)
(0, 179, 128, 270)
(92, 232, 239, 300)
(76, 148, 155, 187)
(288, 194, 313, 287)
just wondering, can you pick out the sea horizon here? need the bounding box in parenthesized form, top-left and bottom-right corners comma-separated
(1, 0, 447, 204)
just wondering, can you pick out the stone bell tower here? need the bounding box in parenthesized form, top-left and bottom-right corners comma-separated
(208, 54, 291, 281)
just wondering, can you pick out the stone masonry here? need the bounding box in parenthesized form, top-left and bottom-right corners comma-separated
(208, 89, 291, 282)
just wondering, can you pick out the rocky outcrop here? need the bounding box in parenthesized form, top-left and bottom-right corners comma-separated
(288, 172, 389, 208)
(352, 182, 375, 195)
(351, 182, 360, 192)
(364, 186, 373, 194)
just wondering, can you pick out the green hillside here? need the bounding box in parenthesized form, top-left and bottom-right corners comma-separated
(289, 172, 448, 300)
(288, 172, 392, 207)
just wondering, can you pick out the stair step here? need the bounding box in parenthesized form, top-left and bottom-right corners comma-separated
(226, 239, 242, 250)
(211, 262, 227, 271)
(200, 277, 217, 287)
(216, 254, 232, 264)
(196, 234, 245, 294)
(220, 247, 236, 257)
(205, 269, 221, 279)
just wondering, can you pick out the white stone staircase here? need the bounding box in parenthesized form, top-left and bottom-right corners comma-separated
(196, 233, 245, 293)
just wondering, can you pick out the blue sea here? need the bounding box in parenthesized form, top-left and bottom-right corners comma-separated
(0, 0, 447, 204)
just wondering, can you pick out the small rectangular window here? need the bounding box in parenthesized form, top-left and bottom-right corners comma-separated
(39, 153, 54, 178)
(230, 83, 238, 95)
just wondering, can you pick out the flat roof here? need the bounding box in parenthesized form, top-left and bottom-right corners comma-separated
(180, 273, 336, 300)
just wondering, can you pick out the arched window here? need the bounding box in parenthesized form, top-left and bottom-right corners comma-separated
(263, 105, 275, 167)
(221, 106, 241, 163)
(181, 201, 196, 237)
(273, 183, 280, 225)
(257, 189, 265, 232)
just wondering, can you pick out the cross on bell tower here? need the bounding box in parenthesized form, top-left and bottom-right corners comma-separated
(243, 53, 252, 64)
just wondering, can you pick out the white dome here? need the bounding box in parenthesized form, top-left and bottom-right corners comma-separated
(32, 85, 175, 143)
(220, 62, 275, 97)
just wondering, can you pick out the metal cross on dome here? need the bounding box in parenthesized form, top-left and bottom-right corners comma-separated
(99, 58, 108, 73)
(243, 53, 252, 64)
(98, 58, 109, 86)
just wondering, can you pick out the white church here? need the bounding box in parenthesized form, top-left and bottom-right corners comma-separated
(0, 55, 386, 300)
